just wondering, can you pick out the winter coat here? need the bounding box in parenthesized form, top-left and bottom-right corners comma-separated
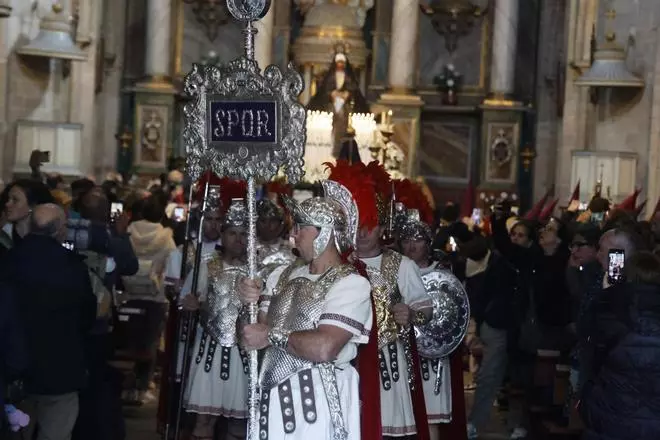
(581, 283, 660, 440)
(1, 234, 97, 395)
(0, 282, 26, 408)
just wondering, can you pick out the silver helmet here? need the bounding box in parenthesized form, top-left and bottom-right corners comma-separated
(283, 180, 358, 258)
(399, 209, 433, 243)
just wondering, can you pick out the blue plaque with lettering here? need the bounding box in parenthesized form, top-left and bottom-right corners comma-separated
(208, 100, 278, 145)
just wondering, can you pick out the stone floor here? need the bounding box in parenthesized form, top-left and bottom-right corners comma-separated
(124, 402, 161, 440)
(123, 388, 514, 440)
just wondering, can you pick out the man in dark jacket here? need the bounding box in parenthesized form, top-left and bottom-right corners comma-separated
(70, 187, 137, 440)
(0, 282, 27, 430)
(463, 235, 522, 439)
(581, 251, 660, 440)
(2, 203, 97, 440)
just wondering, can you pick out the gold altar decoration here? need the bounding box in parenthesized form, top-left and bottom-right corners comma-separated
(116, 126, 133, 150)
(520, 145, 536, 172)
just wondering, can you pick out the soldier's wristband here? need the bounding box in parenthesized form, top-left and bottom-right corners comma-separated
(268, 328, 291, 350)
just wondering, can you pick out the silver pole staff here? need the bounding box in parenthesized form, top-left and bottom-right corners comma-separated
(242, 18, 261, 440)
(165, 182, 195, 440)
(175, 174, 213, 439)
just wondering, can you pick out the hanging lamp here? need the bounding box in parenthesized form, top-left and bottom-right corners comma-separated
(575, 9, 643, 88)
(16, 2, 86, 61)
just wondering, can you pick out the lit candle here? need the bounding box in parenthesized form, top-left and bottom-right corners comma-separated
(387, 110, 393, 125)
(381, 111, 387, 125)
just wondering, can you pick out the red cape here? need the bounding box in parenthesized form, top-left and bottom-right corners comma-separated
(350, 256, 430, 440)
(350, 257, 383, 439)
(436, 349, 468, 440)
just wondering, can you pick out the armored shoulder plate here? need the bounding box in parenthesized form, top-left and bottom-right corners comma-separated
(200, 255, 248, 347)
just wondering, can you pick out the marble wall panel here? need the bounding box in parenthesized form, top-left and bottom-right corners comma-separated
(417, 13, 486, 91)
(392, 119, 412, 173)
(419, 119, 474, 183)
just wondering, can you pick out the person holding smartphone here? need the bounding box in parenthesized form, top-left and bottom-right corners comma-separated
(580, 250, 660, 440)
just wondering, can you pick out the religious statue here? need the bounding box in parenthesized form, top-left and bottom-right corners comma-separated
(307, 48, 370, 155)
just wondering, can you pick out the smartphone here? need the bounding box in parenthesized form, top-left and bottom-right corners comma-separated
(591, 212, 605, 224)
(110, 202, 123, 221)
(449, 236, 458, 253)
(62, 240, 75, 251)
(608, 249, 625, 285)
(41, 151, 51, 163)
(471, 208, 482, 225)
(173, 206, 185, 222)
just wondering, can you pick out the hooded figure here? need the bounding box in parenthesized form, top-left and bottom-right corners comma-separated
(308, 49, 370, 156)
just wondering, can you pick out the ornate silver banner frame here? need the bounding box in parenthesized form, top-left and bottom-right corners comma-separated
(182, 58, 306, 183)
(180, 2, 306, 440)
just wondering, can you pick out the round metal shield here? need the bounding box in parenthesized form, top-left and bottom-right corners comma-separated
(226, 0, 271, 21)
(415, 269, 470, 359)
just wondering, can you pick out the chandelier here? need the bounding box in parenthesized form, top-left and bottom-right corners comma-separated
(183, 0, 230, 42)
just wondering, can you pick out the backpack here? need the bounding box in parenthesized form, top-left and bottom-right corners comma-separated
(80, 250, 112, 319)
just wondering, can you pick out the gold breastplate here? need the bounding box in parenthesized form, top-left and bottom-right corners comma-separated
(365, 250, 403, 348)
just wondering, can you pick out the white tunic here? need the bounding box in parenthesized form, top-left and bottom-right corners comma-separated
(180, 260, 247, 418)
(418, 262, 453, 424)
(361, 253, 432, 437)
(184, 327, 248, 418)
(258, 264, 373, 440)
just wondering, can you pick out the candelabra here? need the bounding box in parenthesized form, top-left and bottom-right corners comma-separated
(369, 110, 404, 178)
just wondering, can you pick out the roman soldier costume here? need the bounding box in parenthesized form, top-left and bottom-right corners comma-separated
(395, 179, 470, 440)
(183, 199, 250, 419)
(328, 161, 431, 439)
(254, 179, 373, 440)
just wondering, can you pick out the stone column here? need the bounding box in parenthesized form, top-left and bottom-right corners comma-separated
(254, 5, 275, 69)
(0, 2, 9, 180)
(489, 0, 519, 96)
(387, 0, 419, 94)
(144, 0, 172, 81)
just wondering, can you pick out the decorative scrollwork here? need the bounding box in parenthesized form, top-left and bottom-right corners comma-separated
(415, 269, 470, 359)
(182, 58, 306, 183)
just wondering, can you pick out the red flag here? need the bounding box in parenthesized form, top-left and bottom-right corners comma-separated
(615, 188, 641, 211)
(649, 198, 660, 220)
(460, 179, 475, 218)
(569, 181, 580, 203)
(524, 191, 551, 220)
(634, 200, 647, 218)
(539, 198, 559, 222)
